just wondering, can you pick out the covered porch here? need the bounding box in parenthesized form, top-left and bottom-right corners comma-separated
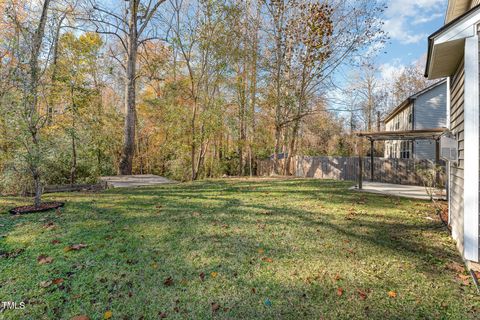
(355, 128, 447, 190)
(350, 181, 446, 200)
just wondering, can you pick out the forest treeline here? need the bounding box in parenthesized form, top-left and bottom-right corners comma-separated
(0, 0, 430, 202)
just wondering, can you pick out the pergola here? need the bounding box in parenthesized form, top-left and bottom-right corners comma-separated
(354, 128, 447, 189)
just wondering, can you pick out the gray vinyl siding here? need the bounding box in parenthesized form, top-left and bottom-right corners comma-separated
(449, 60, 465, 254)
(411, 81, 447, 159)
(413, 82, 447, 130)
(414, 140, 436, 160)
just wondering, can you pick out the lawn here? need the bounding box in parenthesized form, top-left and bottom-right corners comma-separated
(0, 178, 478, 319)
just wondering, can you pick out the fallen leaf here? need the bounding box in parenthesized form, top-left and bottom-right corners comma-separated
(211, 272, 218, 278)
(104, 310, 112, 319)
(159, 312, 167, 318)
(64, 243, 87, 252)
(251, 287, 256, 294)
(39, 280, 52, 288)
(388, 291, 397, 298)
(43, 222, 56, 230)
(446, 262, 465, 273)
(457, 274, 471, 285)
(257, 248, 265, 254)
(337, 287, 344, 297)
(51, 239, 61, 245)
(199, 272, 205, 281)
(261, 257, 273, 263)
(37, 255, 53, 265)
(164, 276, 174, 286)
(211, 302, 220, 312)
(334, 274, 341, 281)
(52, 278, 64, 285)
(357, 289, 367, 300)
(71, 316, 90, 320)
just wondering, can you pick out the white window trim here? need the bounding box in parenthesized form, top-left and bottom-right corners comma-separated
(463, 34, 480, 262)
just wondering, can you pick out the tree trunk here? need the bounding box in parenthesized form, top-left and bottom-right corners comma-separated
(28, 0, 51, 207)
(191, 100, 198, 180)
(273, 125, 281, 175)
(119, 1, 138, 175)
(286, 119, 300, 176)
(70, 133, 77, 185)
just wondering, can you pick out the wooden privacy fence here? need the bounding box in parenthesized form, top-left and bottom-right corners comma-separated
(257, 156, 446, 186)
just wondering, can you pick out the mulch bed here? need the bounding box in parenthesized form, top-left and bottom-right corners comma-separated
(9, 202, 65, 215)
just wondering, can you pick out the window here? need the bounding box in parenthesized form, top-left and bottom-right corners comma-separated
(408, 112, 412, 124)
(400, 141, 412, 159)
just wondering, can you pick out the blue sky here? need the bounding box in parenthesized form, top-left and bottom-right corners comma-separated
(377, 0, 447, 78)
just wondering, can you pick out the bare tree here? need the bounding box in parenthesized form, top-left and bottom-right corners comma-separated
(87, 0, 166, 175)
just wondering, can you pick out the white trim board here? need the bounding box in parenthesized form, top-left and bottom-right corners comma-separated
(463, 35, 480, 262)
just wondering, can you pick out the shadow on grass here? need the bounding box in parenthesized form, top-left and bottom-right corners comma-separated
(0, 178, 475, 319)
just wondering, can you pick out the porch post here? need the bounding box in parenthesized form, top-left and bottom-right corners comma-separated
(358, 155, 363, 189)
(464, 35, 480, 262)
(435, 138, 440, 184)
(370, 139, 374, 181)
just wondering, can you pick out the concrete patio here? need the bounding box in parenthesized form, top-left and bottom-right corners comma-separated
(350, 181, 446, 200)
(100, 174, 176, 188)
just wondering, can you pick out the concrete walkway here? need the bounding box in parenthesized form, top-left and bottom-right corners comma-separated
(350, 182, 446, 200)
(100, 174, 176, 188)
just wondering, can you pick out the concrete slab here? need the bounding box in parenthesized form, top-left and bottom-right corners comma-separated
(350, 182, 446, 200)
(100, 174, 176, 188)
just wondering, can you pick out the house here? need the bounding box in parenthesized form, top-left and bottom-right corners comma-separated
(425, 0, 480, 264)
(384, 80, 447, 160)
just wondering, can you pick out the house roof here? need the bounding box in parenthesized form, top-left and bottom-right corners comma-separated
(355, 128, 447, 141)
(425, 4, 480, 79)
(383, 79, 447, 123)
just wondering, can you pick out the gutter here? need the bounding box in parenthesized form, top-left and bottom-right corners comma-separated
(425, 4, 480, 78)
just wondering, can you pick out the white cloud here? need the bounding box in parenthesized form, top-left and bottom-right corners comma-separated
(383, 0, 446, 44)
(379, 61, 405, 82)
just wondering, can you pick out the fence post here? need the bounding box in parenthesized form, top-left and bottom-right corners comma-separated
(358, 156, 363, 189)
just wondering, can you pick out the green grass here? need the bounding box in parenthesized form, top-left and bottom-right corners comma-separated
(0, 178, 478, 319)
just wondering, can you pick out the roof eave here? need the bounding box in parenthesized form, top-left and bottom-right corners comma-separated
(425, 4, 480, 79)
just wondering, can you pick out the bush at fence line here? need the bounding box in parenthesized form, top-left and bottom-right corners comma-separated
(416, 164, 445, 201)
